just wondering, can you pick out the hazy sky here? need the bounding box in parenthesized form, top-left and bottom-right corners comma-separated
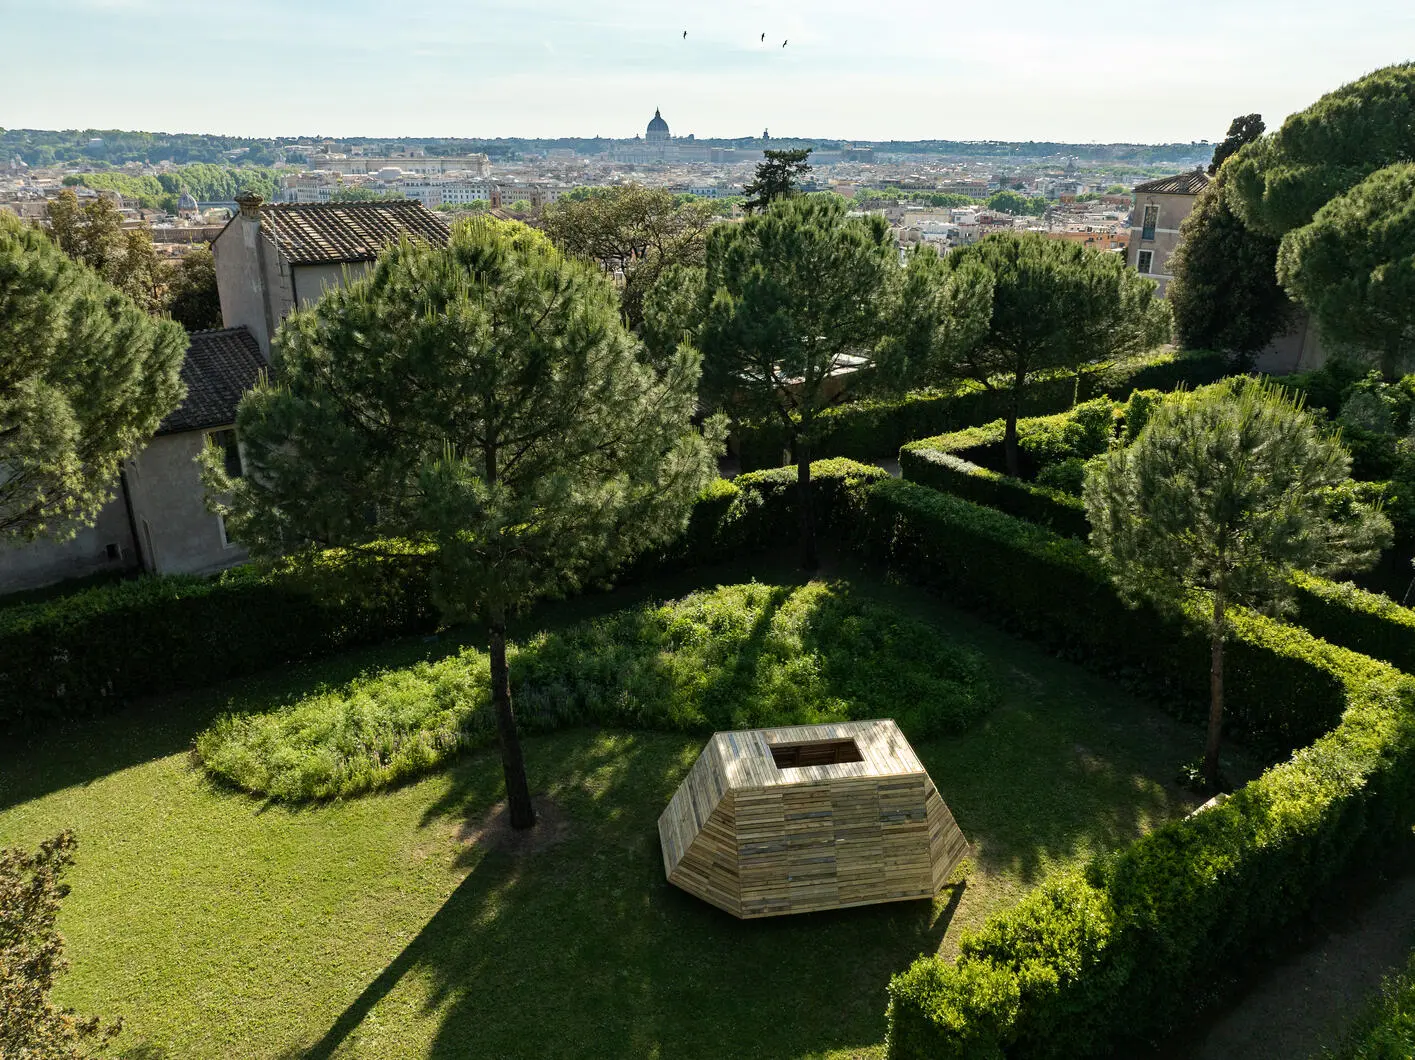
(4, 0, 1412, 143)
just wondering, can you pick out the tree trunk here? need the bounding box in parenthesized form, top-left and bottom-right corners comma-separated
(1003, 381, 1022, 479)
(489, 608, 536, 830)
(1203, 592, 1226, 791)
(795, 435, 819, 572)
(1382, 343, 1400, 384)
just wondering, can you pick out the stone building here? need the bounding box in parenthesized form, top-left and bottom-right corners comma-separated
(0, 328, 267, 592)
(1126, 170, 1209, 296)
(212, 194, 450, 356)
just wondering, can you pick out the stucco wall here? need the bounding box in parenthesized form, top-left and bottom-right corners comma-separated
(213, 215, 297, 356)
(126, 431, 247, 576)
(1127, 191, 1198, 296)
(0, 489, 138, 594)
(292, 261, 372, 309)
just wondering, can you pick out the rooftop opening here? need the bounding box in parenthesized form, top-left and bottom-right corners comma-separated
(769, 738, 863, 770)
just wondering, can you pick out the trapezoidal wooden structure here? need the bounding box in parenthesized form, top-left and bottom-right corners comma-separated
(657, 719, 968, 918)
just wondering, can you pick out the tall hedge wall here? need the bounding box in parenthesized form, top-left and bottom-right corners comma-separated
(735, 348, 1229, 471)
(0, 459, 887, 731)
(856, 478, 1415, 1058)
(898, 407, 1415, 679)
(852, 479, 1346, 755)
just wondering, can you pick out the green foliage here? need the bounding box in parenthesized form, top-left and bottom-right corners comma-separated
(742, 147, 813, 213)
(735, 348, 1227, 471)
(0, 832, 120, 1057)
(1086, 379, 1390, 624)
(1278, 163, 1415, 380)
(0, 211, 186, 541)
(932, 232, 1170, 475)
(1121, 388, 1165, 441)
(697, 194, 896, 564)
(1208, 113, 1265, 176)
(1167, 174, 1292, 358)
(872, 245, 993, 394)
(0, 460, 885, 731)
(898, 447, 1091, 538)
(1228, 63, 1415, 239)
(852, 479, 1351, 754)
(1086, 379, 1389, 783)
(44, 189, 169, 313)
(865, 476, 1415, 1057)
(540, 184, 718, 331)
(195, 580, 999, 800)
(211, 217, 721, 627)
(163, 247, 222, 332)
(63, 164, 281, 207)
(984, 190, 1047, 216)
(1328, 950, 1415, 1060)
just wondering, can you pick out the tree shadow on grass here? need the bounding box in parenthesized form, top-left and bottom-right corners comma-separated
(0, 553, 810, 814)
(299, 730, 959, 1060)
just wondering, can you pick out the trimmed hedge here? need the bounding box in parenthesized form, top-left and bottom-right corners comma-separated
(851, 479, 1347, 756)
(860, 477, 1415, 1058)
(0, 459, 888, 731)
(735, 348, 1229, 471)
(898, 448, 1090, 538)
(898, 400, 1415, 679)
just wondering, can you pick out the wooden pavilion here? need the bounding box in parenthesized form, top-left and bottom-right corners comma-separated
(657, 719, 968, 918)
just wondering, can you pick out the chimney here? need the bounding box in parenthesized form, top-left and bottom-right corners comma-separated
(235, 190, 264, 219)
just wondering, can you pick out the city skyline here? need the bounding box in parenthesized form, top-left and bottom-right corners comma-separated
(4, 0, 1413, 144)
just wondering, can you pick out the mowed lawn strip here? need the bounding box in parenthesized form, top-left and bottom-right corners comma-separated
(0, 570, 1244, 1059)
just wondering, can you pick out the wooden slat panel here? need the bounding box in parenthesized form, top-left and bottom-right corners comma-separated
(659, 720, 969, 918)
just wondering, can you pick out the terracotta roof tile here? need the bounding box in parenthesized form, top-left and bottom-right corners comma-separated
(1134, 171, 1211, 196)
(159, 326, 266, 435)
(258, 201, 450, 265)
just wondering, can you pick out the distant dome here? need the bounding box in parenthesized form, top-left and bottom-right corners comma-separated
(646, 108, 670, 142)
(178, 191, 198, 210)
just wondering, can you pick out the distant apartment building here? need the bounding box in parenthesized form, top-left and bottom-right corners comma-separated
(310, 154, 491, 178)
(937, 180, 989, 199)
(1126, 170, 1209, 296)
(282, 171, 339, 203)
(400, 179, 495, 208)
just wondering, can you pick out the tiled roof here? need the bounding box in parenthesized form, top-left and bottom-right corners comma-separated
(1134, 171, 1211, 196)
(258, 201, 451, 265)
(158, 326, 267, 435)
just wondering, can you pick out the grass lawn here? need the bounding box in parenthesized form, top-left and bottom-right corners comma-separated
(0, 559, 1251, 1059)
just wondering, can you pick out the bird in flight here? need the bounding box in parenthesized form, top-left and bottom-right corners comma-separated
(683, 29, 688, 38)
(760, 32, 765, 41)
(782, 39, 788, 47)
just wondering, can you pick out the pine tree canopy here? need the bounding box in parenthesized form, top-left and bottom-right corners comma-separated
(0, 211, 187, 541)
(209, 216, 723, 623)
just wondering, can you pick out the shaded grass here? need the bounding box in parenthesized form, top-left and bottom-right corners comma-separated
(194, 581, 998, 801)
(0, 571, 1250, 1059)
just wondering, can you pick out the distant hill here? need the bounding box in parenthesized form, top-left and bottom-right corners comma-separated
(2, 127, 1209, 168)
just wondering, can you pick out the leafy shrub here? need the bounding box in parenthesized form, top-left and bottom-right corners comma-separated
(1018, 398, 1117, 467)
(1121, 388, 1165, 442)
(196, 580, 998, 800)
(897, 448, 1090, 539)
(735, 349, 1231, 470)
(1329, 950, 1415, 1060)
(0, 832, 121, 1056)
(859, 477, 1415, 1058)
(1034, 457, 1088, 496)
(2, 460, 885, 732)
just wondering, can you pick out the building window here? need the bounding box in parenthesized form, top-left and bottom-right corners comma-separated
(1137, 250, 1154, 274)
(1141, 204, 1159, 241)
(208, 429, 243, 478)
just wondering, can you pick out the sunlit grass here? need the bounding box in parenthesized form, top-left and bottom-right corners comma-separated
(0, 568, 1245, 1059)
